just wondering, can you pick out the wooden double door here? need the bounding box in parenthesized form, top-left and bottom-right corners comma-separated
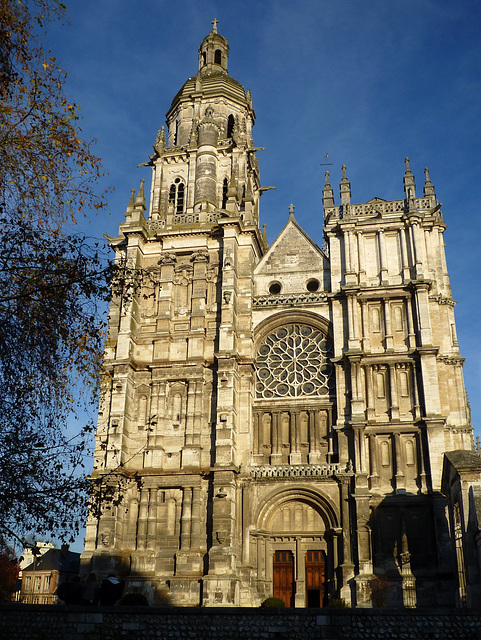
(273, 550, 326, 608)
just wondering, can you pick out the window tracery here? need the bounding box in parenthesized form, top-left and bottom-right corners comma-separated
(169, 177, 185, 214)
(256, 324, 333, 398)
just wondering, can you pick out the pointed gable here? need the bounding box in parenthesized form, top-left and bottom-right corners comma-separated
(254, 215, 329, 296)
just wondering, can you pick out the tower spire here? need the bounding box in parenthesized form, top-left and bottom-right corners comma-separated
(423, 167, 435, 197)
(323, 170, 334, 209)
(198, 20, 229, 75)
(403, 157, 416, 200)
(340, 164, 351, 207)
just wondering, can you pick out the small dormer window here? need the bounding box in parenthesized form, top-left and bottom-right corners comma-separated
(169, 178, 185, 214)
(214, 49, 222, 64)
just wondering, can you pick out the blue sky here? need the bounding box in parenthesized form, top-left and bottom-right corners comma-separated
(45, 1, 481, 544)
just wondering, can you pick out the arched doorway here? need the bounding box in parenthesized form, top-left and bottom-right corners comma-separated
(252, 487, 339, 607)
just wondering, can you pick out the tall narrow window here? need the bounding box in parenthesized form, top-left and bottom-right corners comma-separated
(222, 177, 228, 208)
(454, 502, 467, 606)
(202, 51, 206, 66)
(372, 307, 381, 332)
(381, 440, 390, 466)
(177, 182, 184, 213)
(214, 49, 222, 64)
(405, 439, 415, 465)
(227, 114, 235, 138)
(173, 120, 179, 145)
(168, 178, 186, 214)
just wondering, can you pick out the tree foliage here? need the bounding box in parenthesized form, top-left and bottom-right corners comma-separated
(0, 543, 19, 601)
(0, 0, 112, 546)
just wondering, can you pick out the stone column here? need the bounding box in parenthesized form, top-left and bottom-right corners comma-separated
(137, 488, 149, 550)
(339, 478, 355, 605)
(290, 411, 302, 464)
(180, 487, 192, 551)
(389, 364, 399, 421)
(271, 412, 282, 464)
(369, 434, 380, 490)
(147, 488, 157, 548)
(378, 229, 388, 284)
(394, 432, 405, 491)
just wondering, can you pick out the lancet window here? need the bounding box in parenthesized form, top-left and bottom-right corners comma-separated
(169, 177, 185, 214)
(227, 114, 235, 138)
(222, 177, 228, 208)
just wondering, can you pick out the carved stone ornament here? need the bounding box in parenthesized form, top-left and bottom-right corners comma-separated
(190, 250, 209, 263)
(100, 532, 112, 547)
(158, 252, 177, 266)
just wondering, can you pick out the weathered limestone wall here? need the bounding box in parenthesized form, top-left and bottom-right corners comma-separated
(2, 605, 481, 640)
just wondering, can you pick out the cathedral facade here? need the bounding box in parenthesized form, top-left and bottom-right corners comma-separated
(82, 24, 474, 608)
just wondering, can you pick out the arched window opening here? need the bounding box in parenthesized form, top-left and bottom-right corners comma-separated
(176, 182, 184, 213)
(381, 440, 390, 466)
(405, 439, 415, 466)
(214, 49, 222, 64)
(222, 177, 228, 209)
(202, 51, 206, 66)
(169, 177, 186, 214)
(173, 120, 179, 145)
(227, 114, 235, 138)
(169, 184, 176, 206)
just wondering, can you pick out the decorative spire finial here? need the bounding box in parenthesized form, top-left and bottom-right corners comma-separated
(423, 167, 435, 197)
(211, 18, 219, 33)
(289, 203, 295, 218)
(403, 157, 416, 200)
(340, 164, 351, 206)
(325, 170, 331, 186)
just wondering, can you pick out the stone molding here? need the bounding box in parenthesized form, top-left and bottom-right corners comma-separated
(251, 462, 352, 479)
(253, 293, 328, 307)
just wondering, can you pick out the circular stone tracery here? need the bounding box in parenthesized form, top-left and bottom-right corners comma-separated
(256, 324, 333, 399)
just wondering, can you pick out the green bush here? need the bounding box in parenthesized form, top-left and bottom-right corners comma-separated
(260, 597, 286, 608)
(118, 592, 149, 606)
(327, 598, 347, 608)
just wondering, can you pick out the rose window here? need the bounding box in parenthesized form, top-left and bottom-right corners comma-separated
(256, 324, 333, 399)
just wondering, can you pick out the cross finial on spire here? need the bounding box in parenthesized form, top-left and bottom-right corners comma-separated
(211, 18, 219, 33)
(289, 203, 295, 218)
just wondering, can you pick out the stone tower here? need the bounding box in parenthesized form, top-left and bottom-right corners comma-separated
(82, 23, 474, 608)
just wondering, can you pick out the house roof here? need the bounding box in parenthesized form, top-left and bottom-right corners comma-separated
(22, 547, 80, 574)
(444, 450, 481, 472)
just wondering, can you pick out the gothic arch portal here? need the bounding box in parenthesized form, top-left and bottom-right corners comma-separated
(250, 486, 340, 607)
(254, 485, 339, 531)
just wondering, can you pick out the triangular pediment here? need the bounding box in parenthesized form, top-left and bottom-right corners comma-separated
(255, 216, 326, 276)
(254, 215, 329, 296)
